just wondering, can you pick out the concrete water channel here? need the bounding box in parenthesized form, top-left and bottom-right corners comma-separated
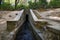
(15, 9, 60, 40)
(15, 12, 36, 40)
(15, 21, 35, 40)
(0, 9, 60, 40)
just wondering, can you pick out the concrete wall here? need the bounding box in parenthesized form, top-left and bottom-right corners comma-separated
(29, 9, 60, 40)
(29, 10, 44, 40)
(0, 10, 26, 40)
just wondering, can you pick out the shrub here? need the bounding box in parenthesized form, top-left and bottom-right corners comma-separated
(16, 4, 28, 10)
(28, 1, 40, 9)
(48, 0, 60, 8)
(28, 0, 47, 9)
(0, 2, 15, 10)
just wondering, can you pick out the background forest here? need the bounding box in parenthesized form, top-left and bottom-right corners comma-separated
(0, 0, 60, 10)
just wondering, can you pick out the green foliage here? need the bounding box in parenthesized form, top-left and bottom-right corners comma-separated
(0, 2, 28, 10)
(0, 2, 15, 10)
(28, 0, 47, 9)
(48, 0, 60, 8)
(1, 0, 60, 10)
(16, 4, 28, 10)
(28, 1, 40, 9)
(39, 0, 47, 8)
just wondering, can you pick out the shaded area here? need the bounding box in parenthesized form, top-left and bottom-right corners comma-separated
(15, 14, 35, 40)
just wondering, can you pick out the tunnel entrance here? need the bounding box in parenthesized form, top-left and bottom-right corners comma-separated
(26, 14, 29, 21)
(15, 14, 35, 40)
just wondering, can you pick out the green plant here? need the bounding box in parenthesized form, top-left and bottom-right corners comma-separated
(48, 0, 60, 8)
(16, 4, 28, 10)
(28, 0, 47, 9)
(28, 1, 40, 9)
(0, 2, 15, 10)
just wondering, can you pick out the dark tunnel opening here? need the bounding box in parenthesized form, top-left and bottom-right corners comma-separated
(26, 14, 29, 21)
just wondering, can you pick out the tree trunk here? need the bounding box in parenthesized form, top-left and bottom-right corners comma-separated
(15, 0, 17, 9)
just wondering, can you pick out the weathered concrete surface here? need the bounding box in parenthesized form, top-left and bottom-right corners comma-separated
(30, 9, 48, 29)
(35, 9, 60, 21)
(29, 9, 60, 40)
(0, 10, 25, 40)
(15, 21, 35, 40)
(29, 9, 45, 40)
(35, 10, 60, 31)
(0, 19, 7, 32)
